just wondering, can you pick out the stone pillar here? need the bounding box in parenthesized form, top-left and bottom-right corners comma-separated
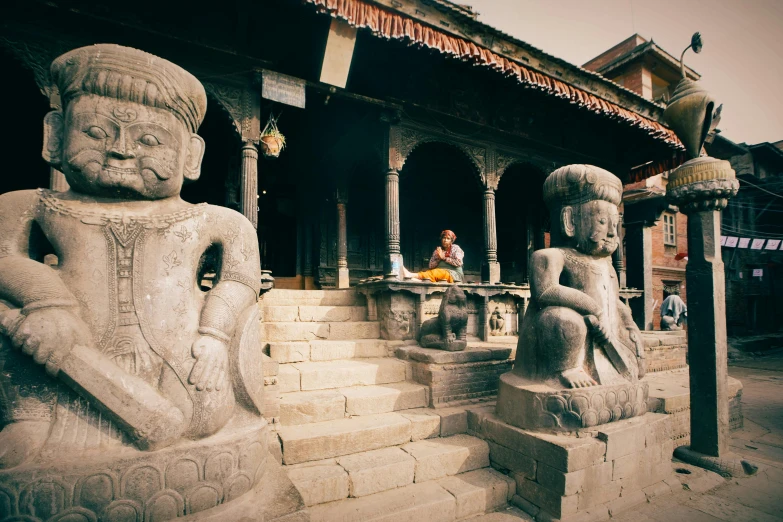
(612, 212, 627, 288)
(624, 223, 654, 330)
(384, 169, 402, 278)
(624, 198, 666, 330)
(240, 141, 259, 229)
(665, 157, 738, 461)
(50, 168, 69, 192)
(336, 191, 349, 288)
(482, 187, 500, 283)
(686, 210, 729, 455)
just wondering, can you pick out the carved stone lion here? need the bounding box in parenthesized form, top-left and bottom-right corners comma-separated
(417, 285, 468, 351)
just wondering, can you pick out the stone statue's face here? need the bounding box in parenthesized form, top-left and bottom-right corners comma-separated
(59, 95, 201, 199)
(574, 200, 619, 257)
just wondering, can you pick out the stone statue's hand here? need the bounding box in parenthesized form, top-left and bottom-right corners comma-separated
(584, 315, 610, 345)
(0, 307, 90, 370)
(189, 336, 228, 392)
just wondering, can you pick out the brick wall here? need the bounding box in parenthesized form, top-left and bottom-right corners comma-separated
(650, 212, 688, 329)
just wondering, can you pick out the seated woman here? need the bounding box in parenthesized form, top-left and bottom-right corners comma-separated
(403, 230, 464, 283)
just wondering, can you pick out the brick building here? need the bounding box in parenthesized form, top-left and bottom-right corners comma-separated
(585, 35, 696, 329)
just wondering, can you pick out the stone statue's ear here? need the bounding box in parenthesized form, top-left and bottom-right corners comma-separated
(42, 111, 64, 168)
(561, 206, 575, 238)
(184, 134, 205, 182)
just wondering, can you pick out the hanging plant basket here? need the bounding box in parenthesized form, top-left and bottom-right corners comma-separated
(260, 112, 286, 158)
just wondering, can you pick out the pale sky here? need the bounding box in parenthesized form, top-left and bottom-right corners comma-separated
(466, 0, 783, 146)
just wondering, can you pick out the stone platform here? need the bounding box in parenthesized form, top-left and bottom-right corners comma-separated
(646, 368, 744, 448)
(496, 373, 649, 432)
(468, 409, 675, 521)
(396, 343, 514, 407)
(641, 331, 688, 373)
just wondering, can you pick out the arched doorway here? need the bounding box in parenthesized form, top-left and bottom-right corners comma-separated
(496, 163, 548, 284)
(0, 49, 53, 195)
(399, 142, 483, 281)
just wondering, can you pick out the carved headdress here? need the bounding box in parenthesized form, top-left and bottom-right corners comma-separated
(51, 44, 207, 133)
(543, 164, 622, 208)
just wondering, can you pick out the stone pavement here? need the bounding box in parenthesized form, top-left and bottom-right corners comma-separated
(468, 350, 783, 522)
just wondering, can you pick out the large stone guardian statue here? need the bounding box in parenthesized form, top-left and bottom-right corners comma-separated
(0, 44, 304, 521)
(496, 165, 648, 431)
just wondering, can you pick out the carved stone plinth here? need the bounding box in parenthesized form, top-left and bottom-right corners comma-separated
(0, 419, 305, 521)
(496, 372, 649, 432)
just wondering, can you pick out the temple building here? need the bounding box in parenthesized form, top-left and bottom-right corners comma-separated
(2, 0, 684, 298)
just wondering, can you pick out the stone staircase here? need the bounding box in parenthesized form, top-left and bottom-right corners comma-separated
(259, 289, 522, 521)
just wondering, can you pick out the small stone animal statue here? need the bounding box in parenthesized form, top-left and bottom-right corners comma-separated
(489, 306, 505, 335)
(418, 285, 468, 351)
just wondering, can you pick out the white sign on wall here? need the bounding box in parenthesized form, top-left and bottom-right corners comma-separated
(725, 236, 739, 248)
(765, 239, 781, 250)
(753, 268, 764, 277)
(738, 238, 751, 248)
(751, 239, 767, 250)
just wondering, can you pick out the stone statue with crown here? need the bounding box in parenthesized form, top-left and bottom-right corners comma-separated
(496, 164, 648, 432)
(0, 44, 304, 521)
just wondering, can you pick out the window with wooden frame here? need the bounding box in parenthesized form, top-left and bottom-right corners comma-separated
(663, 212, 677, 246)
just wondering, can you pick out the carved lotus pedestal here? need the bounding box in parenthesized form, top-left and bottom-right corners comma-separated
(495, 372, 649, 432)
(0, 419, 306, 522)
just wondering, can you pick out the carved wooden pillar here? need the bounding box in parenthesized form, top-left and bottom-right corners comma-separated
(239, 141, 259, 229)
(482, 187, 500, 283)
(303, 223, 314, 288)
(612, 212, 627, 288)
(384, 168, 402, 277)
(336, 189, 349, 288)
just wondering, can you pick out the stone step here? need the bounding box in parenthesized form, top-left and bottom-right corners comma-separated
(401, 434, 490, 482)
(269, 339, 398, 363)
(277, 358, 408, 392)
(262, 288, 361, 306)
(278, 412, 413, 465)
(279, 382, 428, 425)
(342, 382, 429, 416)
(260, 321, 380, 341)
(263, 305, 367, 323)
(305, 467, 514, 522)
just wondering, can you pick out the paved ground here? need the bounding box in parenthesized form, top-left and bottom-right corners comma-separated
(612, 349, 783, 522)
(476, 349, 783, 521)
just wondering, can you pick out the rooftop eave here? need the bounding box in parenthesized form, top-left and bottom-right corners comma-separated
(370, 0, 668, 122)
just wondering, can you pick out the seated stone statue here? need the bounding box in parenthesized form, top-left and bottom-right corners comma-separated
(514, 165, 645, 388)
(489, 307, 505, 336)
(417, 285, 468, 351)
(403, 230, 464, 283)
(497, 165, 648, 431)
(0, 45, 300, 521)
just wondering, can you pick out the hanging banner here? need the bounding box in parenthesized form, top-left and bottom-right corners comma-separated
(721, 236, 783, 251)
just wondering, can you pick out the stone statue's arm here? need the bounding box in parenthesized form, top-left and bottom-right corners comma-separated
(0, 191, 78, 311)
(531, 249, 602, 317)
(199, 211, 261, 342)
